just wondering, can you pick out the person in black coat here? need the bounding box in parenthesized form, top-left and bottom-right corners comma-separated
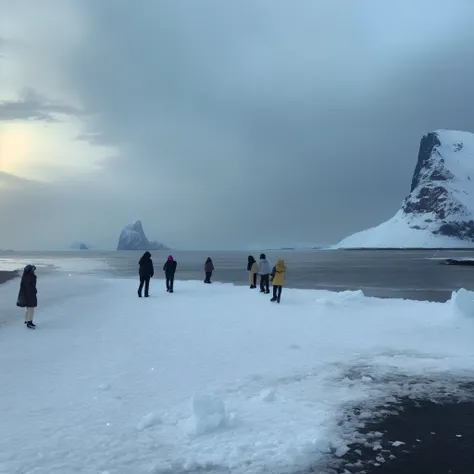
(138, 251, 154, 297)
(163, 255, 177, 293)
(204, 257, 214, 283)
(17, 264, 38, 329)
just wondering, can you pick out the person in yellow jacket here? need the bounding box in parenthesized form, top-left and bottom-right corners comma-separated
(247, 255, 259, 289)
(270, 259, 286, 303)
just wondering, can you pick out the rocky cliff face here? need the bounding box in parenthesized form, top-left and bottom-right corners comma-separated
(335, 130, 474, 248)
(117, 220, 168, 251)
(401, 130, 474, 241)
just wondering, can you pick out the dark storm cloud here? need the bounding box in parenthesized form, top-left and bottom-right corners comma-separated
(59, 0, 474, 248)
(4, 1, 474, 250)
(0, 88, 81, 122)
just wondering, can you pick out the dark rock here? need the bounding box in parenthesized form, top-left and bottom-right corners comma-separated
(402, 130, 474, 242)
(71, 241, 90, 250)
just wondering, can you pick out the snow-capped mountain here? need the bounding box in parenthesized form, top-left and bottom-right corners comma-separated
(117, 220, 168, 251)
(335, 129, 474, 248)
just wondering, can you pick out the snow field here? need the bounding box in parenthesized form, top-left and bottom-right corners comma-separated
(1, 277, 474, 473)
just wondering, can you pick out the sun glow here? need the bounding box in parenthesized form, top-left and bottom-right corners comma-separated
(0, 123, 32, 176)
(0, 119, 114, 182)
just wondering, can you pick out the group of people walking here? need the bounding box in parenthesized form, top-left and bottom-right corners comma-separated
(15, 252, 287, 329)
(137, 252, 180, 297)
(138, 252, 286, 303)
(248, 254, 286, 303)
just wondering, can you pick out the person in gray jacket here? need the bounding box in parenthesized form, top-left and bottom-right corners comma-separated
(258, 253, 271, 294)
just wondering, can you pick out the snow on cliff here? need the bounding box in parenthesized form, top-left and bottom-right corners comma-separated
(336, 129, 474, 248)
(117, 220, 168, 251)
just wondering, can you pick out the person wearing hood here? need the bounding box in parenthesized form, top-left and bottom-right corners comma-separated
(16, 264, 38, 329)
(204, 257, 214, 283)
(270, 259, 286, 303)
(258, 253, 271, 294)
(247, 255, 259, 289)
(163, 255, 177, 293)
(138, 251, 154, 297)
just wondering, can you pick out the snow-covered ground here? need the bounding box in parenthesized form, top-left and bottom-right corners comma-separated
(333, 210, 474, 249)
(1, 273, 474, 474)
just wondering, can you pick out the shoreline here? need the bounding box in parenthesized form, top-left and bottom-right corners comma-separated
(0, 270, 19, 285)
(335, 390, 474, 474)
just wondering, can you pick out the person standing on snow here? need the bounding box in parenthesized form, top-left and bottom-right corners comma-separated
(270, 259, 286, 303)
(247, 255, 259, 289)
(258, 253, 271, 294)
(163, 255, 177, 293)
(138, 251, 154, 297)
(16, 264, 38, 329)
(204, 257, 214, 283)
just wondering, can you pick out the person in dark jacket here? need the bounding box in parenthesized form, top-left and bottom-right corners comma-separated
(247, 255, 259, 289)
(138, 251, 154, 297)
(17, 264, 38, 329)
(204, 257, 214, 283)
(258, 253, 271, 294)
(163, 255, 177, 293)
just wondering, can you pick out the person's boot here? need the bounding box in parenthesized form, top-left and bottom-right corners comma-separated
(26, 321, 35, 329)
(270, 296, 277, 302)
(138, 290, 142, 298)
(29, 321, 36, 327)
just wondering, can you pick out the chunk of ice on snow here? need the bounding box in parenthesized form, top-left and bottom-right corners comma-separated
(184, 394, 228, 436)
(259, 388, 277, 402)
(451, 288, 474, 317)
(136, 412, 162, 431)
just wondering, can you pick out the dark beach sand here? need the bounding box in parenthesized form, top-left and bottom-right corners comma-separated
(335, 392, 474, 474)
(0, 270, 18, 284)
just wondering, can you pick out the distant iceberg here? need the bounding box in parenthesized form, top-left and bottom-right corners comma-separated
(117, 220, 169, 251)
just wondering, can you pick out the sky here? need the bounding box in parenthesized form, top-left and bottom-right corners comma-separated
(2, 1, 474, 250)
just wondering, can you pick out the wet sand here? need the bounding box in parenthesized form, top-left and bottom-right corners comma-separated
(336, 392, 474, 474)
(0, 270, 18, 284)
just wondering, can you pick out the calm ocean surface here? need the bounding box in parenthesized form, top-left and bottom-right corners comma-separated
(2, 248, 474, 302)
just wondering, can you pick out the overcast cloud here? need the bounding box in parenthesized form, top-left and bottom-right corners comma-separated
(2, 0, 474, 250)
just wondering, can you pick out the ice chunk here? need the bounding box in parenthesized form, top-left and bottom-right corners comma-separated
(184, 394, 228, 436)
(259, 388, 277, 403)
(451, 288, 474, 317)
(391, 441, 405, 447)
(136, 412, 162, 431)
